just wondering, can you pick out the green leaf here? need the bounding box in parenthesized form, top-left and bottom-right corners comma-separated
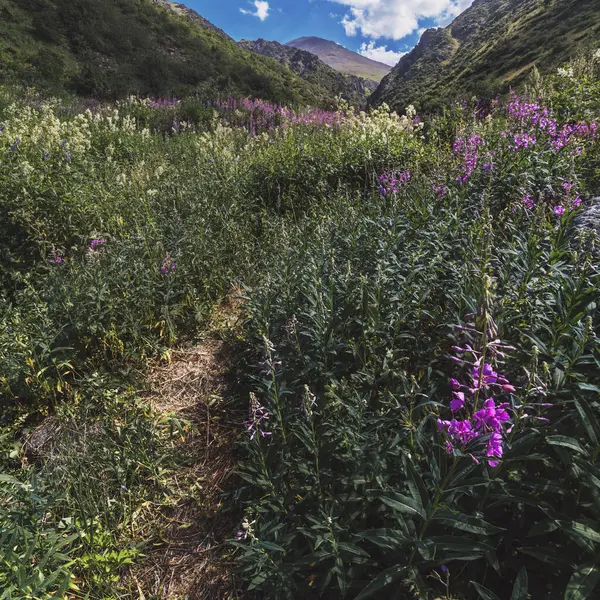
(432, 511, 504, 536)
(354, 565, 407, 600)
(546, 435, 587, 455)
(519, 546, 575, 569)
(259, 541, 285, 552)
(511, 567, 528, 600)
(354, 529, 412, 550)
(378, 494, 425, 519)
(559, 521, 600, 544)
(337, 542, 369, 557)
(425, 536, 492, 562)
(565, 566, 600, 600)
(404, 453, 430, 510)
(574, 398, 600, 446)
(577, 383, 600, 393)
(471, 581, 502, 600)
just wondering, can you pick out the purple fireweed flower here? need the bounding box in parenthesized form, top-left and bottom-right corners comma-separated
(160, 256, 176, 275)
(512, 132, 536, 150)
(441, 565, 449, 574)
(379, 169, 411, 196)
(450, 356, 467, 364)
(472, 362, 498, 387)
(473, 398, 510, 430)
(453, 133, 483, 183)
(90, 238, 105, 250)
(522, 195, 534, 209)
(247, 394, 272, 441)
(432, 184, 446, 198)
(438, 418, 478, 445)
(486, 431, 503, 467)
(450, 392, 465, 412)
(55, 256, 63, 264)
(235, 518, 249, 541)
(554, 205, 565, 216)
(449, 378, 461, 391)
(573, 196, 582, 208)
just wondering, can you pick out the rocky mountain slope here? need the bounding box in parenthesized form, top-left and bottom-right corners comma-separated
(238, 38, 374, 106)
(286, 36, 390, 82)
(371, 0, 600, 112)
(0, 0, 326, 104)
(152, 0, 232, 40)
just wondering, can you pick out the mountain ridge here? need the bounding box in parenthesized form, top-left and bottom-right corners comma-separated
(0, 0, 328, 105)
(238, 38, 375, 107)
(151, 0, 233, 40)
(370, 0, 600, 112)
(286, 36, 391, 82)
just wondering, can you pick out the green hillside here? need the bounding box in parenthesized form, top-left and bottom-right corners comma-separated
(371, 0, 600, 112)
(0, 0, 325, 104)
(238, 38, 372, 107)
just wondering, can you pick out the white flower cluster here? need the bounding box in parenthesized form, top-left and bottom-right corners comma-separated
(557, 66, 574, 78)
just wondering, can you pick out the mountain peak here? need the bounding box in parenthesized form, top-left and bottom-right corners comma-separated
(285, 36, 391, 82)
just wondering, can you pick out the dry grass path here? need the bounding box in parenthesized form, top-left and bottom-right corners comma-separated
(129, 294, 245, 599)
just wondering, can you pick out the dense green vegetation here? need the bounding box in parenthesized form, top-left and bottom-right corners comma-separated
(371, 0, 600, 112)
(1, 49, 600, 600)
(0, 0, 325, 104)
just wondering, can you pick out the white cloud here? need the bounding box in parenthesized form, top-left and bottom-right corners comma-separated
(359, 41, 406, 66)
(333, 0, 474, 40)
(240, 1, 270, 21)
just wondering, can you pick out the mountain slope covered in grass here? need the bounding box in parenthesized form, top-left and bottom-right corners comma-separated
(0, 0, 326, 104)
(238, 38, 373, 107)
(286, 36, 391, 83)
(371, 0, 600, 112)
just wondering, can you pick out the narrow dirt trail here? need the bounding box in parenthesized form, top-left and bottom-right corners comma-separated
(129, 294, 245, 599)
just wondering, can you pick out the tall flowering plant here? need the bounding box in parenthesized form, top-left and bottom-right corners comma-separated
(438, 276, 549, 468)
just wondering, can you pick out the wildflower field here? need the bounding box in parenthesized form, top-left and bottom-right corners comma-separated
(1, 57, 600, 599)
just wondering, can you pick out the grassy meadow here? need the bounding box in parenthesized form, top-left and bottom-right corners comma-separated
(1, 55, 600, 599)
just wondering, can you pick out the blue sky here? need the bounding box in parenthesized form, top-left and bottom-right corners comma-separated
(190, 0, 474, 66)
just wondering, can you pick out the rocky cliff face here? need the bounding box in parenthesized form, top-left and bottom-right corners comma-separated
(371, 0, 600, 112)
(239, 38, 372, 107)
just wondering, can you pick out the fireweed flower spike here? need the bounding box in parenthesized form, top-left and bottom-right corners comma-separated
(160, 256, 176, 275)
(247, 393, 272, 441)
(90, 238, 105, 250)
(522, 194, 534, 209)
